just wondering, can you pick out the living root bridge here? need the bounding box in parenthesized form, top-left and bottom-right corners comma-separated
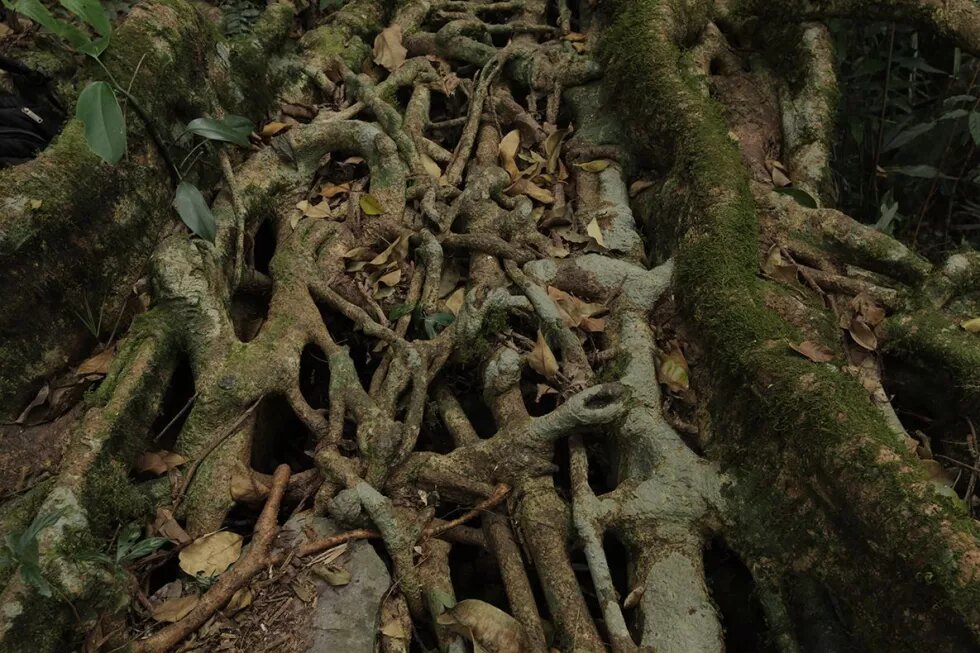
(2, 0, 980, 651)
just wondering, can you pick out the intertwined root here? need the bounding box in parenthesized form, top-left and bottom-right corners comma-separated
(5, 0, 980, 651)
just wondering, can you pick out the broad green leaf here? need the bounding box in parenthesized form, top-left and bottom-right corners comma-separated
(59, 0, 110, 37)
(173, 182, 216, 242)
(389, 303, 415, 320)
(421, 312, 454, 339)
(20, 562, 52, 597)
(3, 0, 104, 55)
(76, 81, 126, 164)
(883, 121, 935, 152)
(773, 187, 818, 208)
(969, 111, 980, 147)
(186, 115, 254, 148)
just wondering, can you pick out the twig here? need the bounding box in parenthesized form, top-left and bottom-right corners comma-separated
(133, 465, 292, 653)
(422, 483, 510, 538)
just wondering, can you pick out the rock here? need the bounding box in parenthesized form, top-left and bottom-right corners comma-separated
(281, 511, 390, 653)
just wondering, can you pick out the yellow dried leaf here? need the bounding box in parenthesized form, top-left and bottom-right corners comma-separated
(381, 620, 409, 640)
(527, 330, 559, 378)
(544, 129, 566, 174)
(789, 340, 835, 363)
(135, 450, 188, 476)
(360, 193, 385, 216)
(770, 167, 791, 187)
(563, 32, 587, 42)
(498, 129, 521, 180)
(421, 152, 442, 179)
(29, 198, 42, 210)
(152, 595, 199, 623)
(657, 347, 690, 392)
(77, 347, 115, 376)
(373, 25, 407, 71)
(313, 564, 352, 586)
(574, 159, 612, 172)
(961, 317, 980, 332)
(178, 531, 243, 578)
(369, 235, 409, 267)
(379, 268, 402, 287)
(445, 287, 466, 316)
(546, 286, 606, 332)
(586, 217, 605, 248)
(260, 121, 290, 138)
(343, 246, 375, 260)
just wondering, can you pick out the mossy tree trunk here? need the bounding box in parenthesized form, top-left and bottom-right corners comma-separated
(2, 0, 980, 651)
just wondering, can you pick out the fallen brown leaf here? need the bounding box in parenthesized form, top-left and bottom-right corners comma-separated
(77, 347, 115, 377)
(527, 330, 559, 378)
(152, 595, 199, 623)
(135, 450, 188, 476)
(789, 340, 835, 363)
(178, 531, 243, 578)
(373, 25, 407, 71)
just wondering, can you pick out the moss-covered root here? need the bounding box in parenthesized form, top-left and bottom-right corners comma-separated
(602, 0, 980, 648)
(0, 0, 294, 420)
(734, 0, 980, 55)
(0, 314, 178, 653)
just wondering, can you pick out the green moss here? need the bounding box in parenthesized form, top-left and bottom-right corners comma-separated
(81, 460, 152, 542)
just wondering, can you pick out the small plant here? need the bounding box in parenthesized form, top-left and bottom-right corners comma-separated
(2, 0, 255, 241)
(0, 507, 67, 597)
(83, 522, 168, 573)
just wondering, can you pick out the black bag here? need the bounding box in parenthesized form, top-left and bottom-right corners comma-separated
(0, 55, 64, 167)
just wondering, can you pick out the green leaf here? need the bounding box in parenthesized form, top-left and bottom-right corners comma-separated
(389, 303, 415, 320)
(887, 165, 946, 179)
(76, 81, 126, 164)
(173, 182, 216, 242)
(3, 0, 104, 55)
(969, 111, 980, 147)
(59, 0, 110, 37)
(186, 115, 254, 148)
(119, 537, 168, 564)
(883, 121, 935, 152)
(421, 312, 454, 339)
(20, 562, 52, 597)
(773, 187, 818, 208)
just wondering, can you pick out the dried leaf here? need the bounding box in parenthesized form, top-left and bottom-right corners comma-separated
(546, 286, 607, 332)
(15, 383, 50, 425)
(360, 193, 385, 216)
(152, 507, 192, 545)
(379, 268, 402, 287)
(762, 246, 798, 284)
(445, 287, 466, 316)
(152, 595, 199, 623)
(770, 167, 791, 187)
(421, 152, 442, 179)
(847, 317, 877, 351)
(657, 346, 690, 392)
(623, 586, 644, 609)
(291, 577, 317, 602)
(313, 564, 352, 586)
(629, 180, 654, 196)
(498, 129, 521, 180)
(296, 199, 331, 219)
(850, 293, 885, 326)
(515, 178, 555, 203)
(260, 121, 290, 138)
(178, 531, 243, 578)
(135, 450, 188, 476)
(544, 129, 567, 174)
(527, 330, 559, 378)
(227, 587, 253, 613)
(789, 340, 835, 363)
(381, 620, 409, 639)
(534, 384, 558, 403)
(585, 218, 605, 248)
(961, 317, 980, 332)
(320, 182, 351, 198)
(574, 159, 612, 172)
(373, 25, 407, 71)
(230, 471, 269, 503)
(436, 599, 529, 653)
(77, 347, 115, 376)
(563, 32, 587, 42)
